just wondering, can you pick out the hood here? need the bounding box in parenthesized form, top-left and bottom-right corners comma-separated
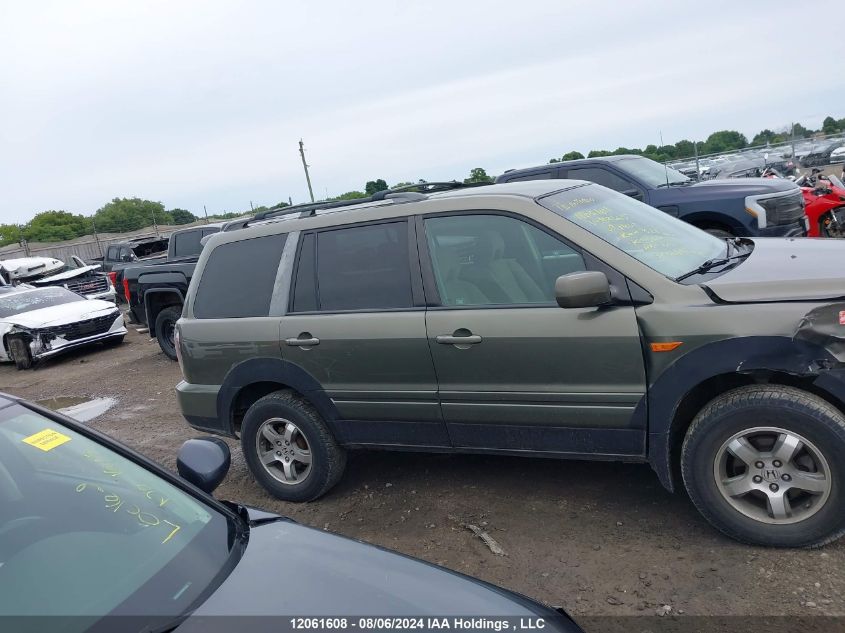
(0, 299, 118, 329)
(0, 257, 65, 280)
(186, 515, 564, 621)
(32, 265, 102, 284)
(703, 238, 845, 303)
(650, 177, 798, 205)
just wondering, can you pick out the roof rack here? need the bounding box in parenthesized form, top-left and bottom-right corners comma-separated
(224, 181, 488, 232)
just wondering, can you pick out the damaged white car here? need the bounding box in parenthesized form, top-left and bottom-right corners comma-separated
(0, 256, 116, 303)
(0, 287, 126, 369)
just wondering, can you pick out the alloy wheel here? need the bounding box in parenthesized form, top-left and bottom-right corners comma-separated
(713, 426, 831, 524)
(255, 417, 312, 485)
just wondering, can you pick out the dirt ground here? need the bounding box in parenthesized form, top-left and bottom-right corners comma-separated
(1, 329, 843, 622)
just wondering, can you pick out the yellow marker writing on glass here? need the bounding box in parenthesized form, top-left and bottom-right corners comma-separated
(23, 428, 72, 451)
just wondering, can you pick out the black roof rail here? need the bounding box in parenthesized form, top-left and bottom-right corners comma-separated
(223, 180, 488, 232)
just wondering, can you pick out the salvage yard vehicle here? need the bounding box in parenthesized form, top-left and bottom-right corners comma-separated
(93, 234, 169, 273)
(0, 393, 582, 631)
(123, 223, 224, 358)
(0, 287, 125, 369)
(495, 155, 807, 238)
(796, 171, 845, 238)
(175, 180, 845, 548)
(1, 255, 116, 302)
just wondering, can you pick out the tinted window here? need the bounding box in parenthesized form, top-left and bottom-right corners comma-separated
(424, 214, 585, 306)
(107, 246, 119, 260)
(193, 234, 286, 318)
(291, 233, 317, 312)
(315, 221, 412, 311)
(172, 230, 203, 258)
(566, 167, 635, 193)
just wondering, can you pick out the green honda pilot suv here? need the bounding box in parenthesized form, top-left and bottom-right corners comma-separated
(175, 180, 845, 548)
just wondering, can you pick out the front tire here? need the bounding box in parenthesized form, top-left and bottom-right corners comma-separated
(682, 385, 845, 547)
(241, 390, 346, 502)
(154, 306, 181, 360)
(7, 335, 33, 370)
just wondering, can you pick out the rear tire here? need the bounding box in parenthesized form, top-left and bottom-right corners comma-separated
(682, 385, 845, 547)
(154, 306, 181, 360)
(241, 390, 346, 502)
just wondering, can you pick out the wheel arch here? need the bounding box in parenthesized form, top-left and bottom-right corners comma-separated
(648, 336, 845, 492)
(144, 288, 184, 337)
(217, 357, 341, 439)
(681, 211, 744, 235)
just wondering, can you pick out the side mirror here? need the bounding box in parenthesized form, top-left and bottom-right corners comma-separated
(621, 188, 643, 200)
(177, 437, 231, 494)
(555, 271, 612, 309)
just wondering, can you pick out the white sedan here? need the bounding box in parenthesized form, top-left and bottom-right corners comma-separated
(830, 146, 845, 164)
(0, 287, 126, 369)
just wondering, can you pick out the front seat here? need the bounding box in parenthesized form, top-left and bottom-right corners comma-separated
(460, 231, 547, 304)
(435, 249, 490, 306)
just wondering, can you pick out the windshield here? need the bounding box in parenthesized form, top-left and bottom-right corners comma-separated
(539, 184, 727, 279)
(0, 287, 83, 318)
(615, 156, 690, 187)
(0, 404, 237, 628)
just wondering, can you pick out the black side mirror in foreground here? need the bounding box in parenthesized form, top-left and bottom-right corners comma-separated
(177, 437, 231, 494)
(555, 271, 612, 309)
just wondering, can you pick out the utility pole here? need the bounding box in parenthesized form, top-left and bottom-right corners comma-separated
(92, 217, 103, 257)
(203, 205, 209, 224)
(299, 139, 315, 203)
(694, 141, 700, 181)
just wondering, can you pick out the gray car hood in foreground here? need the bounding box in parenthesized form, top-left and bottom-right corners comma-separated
(703, 238, 845, 303)
(178, 512, 578, 631)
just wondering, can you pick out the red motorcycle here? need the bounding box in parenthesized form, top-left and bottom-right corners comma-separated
(795, 170, 845, 237)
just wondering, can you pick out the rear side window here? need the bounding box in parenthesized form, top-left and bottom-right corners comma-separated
(172, 230, 203, 258)
(292, 221, 412, 312)
(193, 234, 286, 319)
(107, 246, 119, 260)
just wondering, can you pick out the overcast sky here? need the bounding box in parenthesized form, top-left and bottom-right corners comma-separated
(1, 0, 842, 224)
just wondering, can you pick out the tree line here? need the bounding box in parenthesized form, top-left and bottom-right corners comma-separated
(548, 115, 845, 165)
(3, 114, 841, 248)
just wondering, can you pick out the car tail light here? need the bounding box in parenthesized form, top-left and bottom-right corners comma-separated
(123, 278, 130, 302)
(174, 327, 184, 373)
(107, 271, 118, 287)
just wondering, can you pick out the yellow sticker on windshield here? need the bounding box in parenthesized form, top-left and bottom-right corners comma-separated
(23, 428, 72, 451)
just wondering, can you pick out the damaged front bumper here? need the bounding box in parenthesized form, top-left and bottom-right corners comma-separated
(6, 313, 126, 363)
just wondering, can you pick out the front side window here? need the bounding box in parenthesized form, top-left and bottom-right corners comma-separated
(424, 214, 585, 306)
(539, 184, 726, 279)
(295, 221, 412, 312)
(193, 234, 286, 318)
(566, 167, 635, 193)
(0, 405, 236, 622)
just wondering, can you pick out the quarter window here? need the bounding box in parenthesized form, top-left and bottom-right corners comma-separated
(424, 214, 585, 306)
(193, 234, 286, 318)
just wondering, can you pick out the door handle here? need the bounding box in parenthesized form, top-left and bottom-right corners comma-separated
(285, 334, 320, 347)
(436, 334, 482, 345)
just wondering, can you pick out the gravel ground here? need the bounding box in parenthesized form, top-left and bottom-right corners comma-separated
(1, 328, 844, 622)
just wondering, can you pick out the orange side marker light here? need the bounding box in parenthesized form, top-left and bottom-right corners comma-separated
(650, 342, 683, 353)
